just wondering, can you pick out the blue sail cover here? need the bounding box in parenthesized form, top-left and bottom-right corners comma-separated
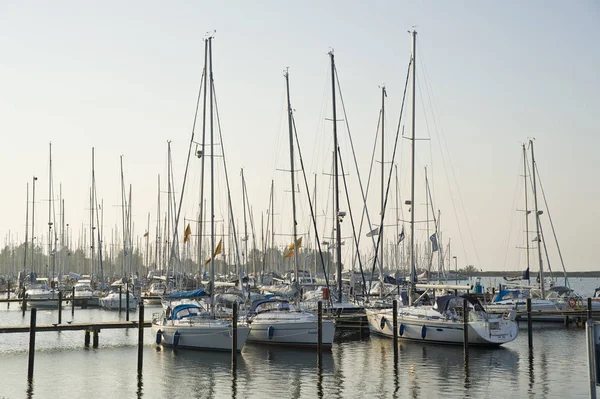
(163, 289, 206, 299)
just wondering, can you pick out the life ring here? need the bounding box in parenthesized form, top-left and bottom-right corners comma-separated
(568, 297, 577, 309)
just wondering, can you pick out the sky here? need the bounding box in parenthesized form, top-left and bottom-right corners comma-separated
(1, 1, 598, 273)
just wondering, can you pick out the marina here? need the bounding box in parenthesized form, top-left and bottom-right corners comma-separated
(1, 2, 598, 398)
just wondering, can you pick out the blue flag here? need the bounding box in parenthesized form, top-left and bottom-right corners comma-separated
(397, 226, 405, 245)
(430, 233, 439, 252)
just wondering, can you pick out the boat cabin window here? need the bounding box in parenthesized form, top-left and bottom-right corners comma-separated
(256, 301, 290, 313)
(173, 307, 202, 320)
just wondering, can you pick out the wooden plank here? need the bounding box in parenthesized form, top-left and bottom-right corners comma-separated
(0, 321, 152, 334)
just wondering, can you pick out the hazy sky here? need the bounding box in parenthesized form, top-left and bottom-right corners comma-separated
(1, 1, 598, 273)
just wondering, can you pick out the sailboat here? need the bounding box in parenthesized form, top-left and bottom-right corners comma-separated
(152, 36, 249, 351)
(366, 31, 518, 346)
(246, 69, 335, 347)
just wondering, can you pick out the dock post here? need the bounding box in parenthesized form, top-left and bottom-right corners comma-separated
(93, 330, 99, 348)
(527, 298, 533, 348)
(126, 287, 130, 322)
(138, 302, 144, 372)
(84, 330, 90, 348)
(7, 280, 10, 309)
(392, 299, 398, 357)
(22, 295, 27, 317)
(72, 286, 75, 315)
(232, 302, 238, 365)
(27, 307, 37, 381)
(463, 298, 469, 352)
(119, 285, 122, 313)
(58, 291, 62, 324)
(589, 298, 593, 322)
(317, 301, 323, 354)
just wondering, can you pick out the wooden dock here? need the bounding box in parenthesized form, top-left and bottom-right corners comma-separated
(0, 320, 151, 334)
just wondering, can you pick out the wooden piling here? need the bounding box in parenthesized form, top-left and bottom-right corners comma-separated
(126, 288, 130, 322)
(232, 302, 238, 365)
(589, 298, 593, 322)
(72, 286, 75, 315)
(392, 299, 398, 356)
(27, 308, 37, 380)
(527, 298, 533, 348)
(118, 285, 122, 313)
(22, 295, 27, 316)
(58, 291, 62, 325)
(93, 330, 99, 348)
(138, 303, 144, 372)
(463, 298, 469, 352)
(317, 301, 323, 353)
(7, 281, 10, 309)
(84, 330, 90, 348)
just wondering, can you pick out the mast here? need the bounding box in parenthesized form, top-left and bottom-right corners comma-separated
(48, 143, 53, 282)
(530, 140, 544, 297)
(155, 175, 161, 273)
(329, 51, 343, 304)
(523, 144, 531, 284)
(242, 168, 248, 279)
(284, 69, 300, 300)
(379, 86, 386, 297)
(32, 175, 37, 275)
(120, 156, 127, 278)
(198, 38, 209, 277)
(146, 212, 150, 272)
(208, 36, 216, 316)
(409, 30, 417, 303)
(270, 180, 274, 274)
(23, 183, 29, 288)
(91, 148, 95, 281)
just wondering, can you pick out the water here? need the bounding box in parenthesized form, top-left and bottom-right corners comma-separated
(1, 278, 599, 398)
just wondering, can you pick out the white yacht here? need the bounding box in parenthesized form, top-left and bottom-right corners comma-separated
(152, 290, 249, 351)
(367, 293, 518, 346)
(246, 298, 335, 347)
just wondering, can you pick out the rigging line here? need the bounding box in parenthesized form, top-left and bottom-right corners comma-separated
(336, 145, 368, 297)
(535, 163, 569, 285)
(212, 81, 243, 271)
(367, 59, 412, 292)
(291, 114, 334, 307)
(168, 63, 206, 266)
(417, 38, 482, 270)
(333, 64, 382, 268)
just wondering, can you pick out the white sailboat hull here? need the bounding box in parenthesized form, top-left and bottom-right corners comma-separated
(247, 316, 335, 347)
(99, 293, 138, 310)
(152, 320, 250, 351)
(366, 308, 518, 346)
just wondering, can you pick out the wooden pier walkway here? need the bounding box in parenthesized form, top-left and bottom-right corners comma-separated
(0, 320, 151, 334)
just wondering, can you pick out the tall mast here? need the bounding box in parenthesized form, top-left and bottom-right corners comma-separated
(523, 144, 531, 284)
(329, 51, 343, 304)
(146, 212, 150, 271)
(32, 175, 37, 275)
(242, 168, 248, 279)
(198, 38, 209, 276)
(270, 180, 274, 274)
(284, 69, 300, 299)
(120, 156, 127, 277)
(23, 183, 29, 287)
(91, 148, 96, 281)
(409, 30, 417, 301)
(155, 175, 161, 272)
(379, 85, 386, 297)
(530, 140, 544, 297)
(208, 36, 216, 316)
(48, 143, 53, 281)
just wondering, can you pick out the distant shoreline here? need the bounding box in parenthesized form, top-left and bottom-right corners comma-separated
(467, 271, 600, 278)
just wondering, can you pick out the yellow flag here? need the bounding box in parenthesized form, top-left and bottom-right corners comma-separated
(205, 239, 223, 265)
(183, 224, 191, 244)
(284, 237, 302, 258)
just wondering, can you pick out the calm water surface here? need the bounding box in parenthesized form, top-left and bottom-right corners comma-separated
(0, 277, 598, 398)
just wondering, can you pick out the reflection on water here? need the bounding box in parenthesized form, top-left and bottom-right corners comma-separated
(0, 295, 595, 398)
